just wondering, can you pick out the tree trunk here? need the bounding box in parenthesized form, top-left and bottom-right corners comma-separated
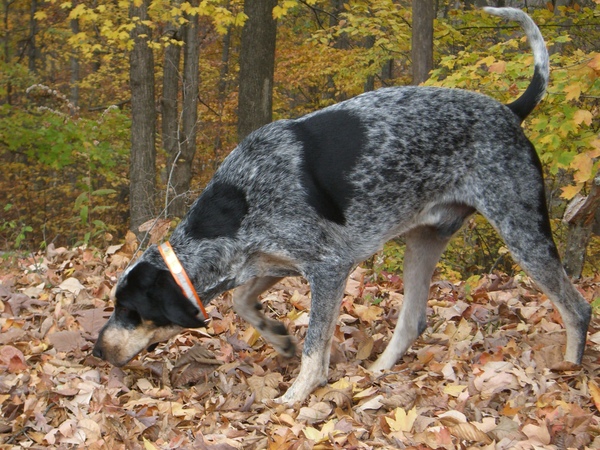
(3, 0, 14, 105)
(237, 0, 277, 141)
(411, 0, 434, 85)
(213, 24, 232, 166)
(167, 0, 199, 218)
(562, 173, 600, 279)
(70, 12, 80, 114)
(162, 25, 181, 215)
(28, 0, 37, 73)
(129, 0, 157, 236)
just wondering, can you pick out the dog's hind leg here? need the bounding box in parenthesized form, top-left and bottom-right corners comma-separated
(478, 177, 591, 365)
(371, 226, 452, 372)
(233, 276, 296, 357)
(277, 264, 352, 404)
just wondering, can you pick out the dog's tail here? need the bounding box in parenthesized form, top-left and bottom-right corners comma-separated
(484, 7, 549, 122)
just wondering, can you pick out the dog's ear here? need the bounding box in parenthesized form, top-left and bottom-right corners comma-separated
(121, 261, 159, 291)
(154, 270, 206, 329)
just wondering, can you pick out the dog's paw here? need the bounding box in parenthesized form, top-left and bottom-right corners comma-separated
(274, 385, 305, 405)
(274, 335, 296, 358)
(263, 322, 297, 358)
(369, 356, 394, 373)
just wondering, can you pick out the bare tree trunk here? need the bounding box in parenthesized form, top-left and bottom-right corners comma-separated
(70, 10, 80, 114)
(167, 0, 199, 218)
(129, 0, 156, 236)
(562, 173, 600, 279)
(162, 25, 181, 214)
(3, 0, 15, 104)
(237, 0, 277, 141)
(411, 0, 434, 85)
(325, 0, 348, 101)
(28, 0, 37, 73)
(213, 24, 232, 165)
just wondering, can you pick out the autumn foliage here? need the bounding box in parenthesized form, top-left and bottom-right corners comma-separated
(1, 1, 600, 448)
(1, 239, 600, 448)
(1, 1, 599, 273)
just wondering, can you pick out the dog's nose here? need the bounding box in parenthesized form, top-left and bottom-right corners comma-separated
(92, 345, 103, 360)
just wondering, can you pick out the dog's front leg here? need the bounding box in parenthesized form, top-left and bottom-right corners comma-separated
(276, 265, 351, 404)
(233, 276, 296, 357)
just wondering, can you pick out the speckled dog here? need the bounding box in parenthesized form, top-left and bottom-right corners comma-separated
(94, 7, 591, 404)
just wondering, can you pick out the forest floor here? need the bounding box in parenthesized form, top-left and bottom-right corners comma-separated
(1, 238, 600, 449)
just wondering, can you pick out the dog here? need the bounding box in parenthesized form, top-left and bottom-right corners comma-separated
(93, 7, 591, 404)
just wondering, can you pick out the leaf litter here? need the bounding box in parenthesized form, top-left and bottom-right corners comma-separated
(0, 239, 599, 449)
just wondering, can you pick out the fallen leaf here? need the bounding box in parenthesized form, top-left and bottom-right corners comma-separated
(48, 331, 83, 352)
(0, 345, 28, 372)
(589, 380, 600, 411)
(449, 423, 492, 444)
(297, 402, 332, 424)
(247, 372, 282, 402)
(386, 407, 418, 432)
(58, 277, 86, 295)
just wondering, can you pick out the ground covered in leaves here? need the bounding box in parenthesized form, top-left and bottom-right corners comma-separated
(1, 239, 600, 449)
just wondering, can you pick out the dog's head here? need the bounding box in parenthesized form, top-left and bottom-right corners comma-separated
(92, 261, 206, 366)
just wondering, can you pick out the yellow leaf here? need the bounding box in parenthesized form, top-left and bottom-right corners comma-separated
(589, 139, 600, 158)
(242, 326, 260, 346)
(476, 55, 495, 67)
(386, 407, 418, 432)
(303, 426, 324, 442)
(572, 153, 594, 183)
(143, 438, 159, 450)
(272, 5, 286, 19)
(330, 377, 352, 390)
(573, 109, 593, 126)
(564, 83, 581, 101)
(589, 380, 600, 411)
(34, 11, 47, 20)
(354, 304, 383, 323)
(443, 384, 468, 397)
(560, 184, 583, 200)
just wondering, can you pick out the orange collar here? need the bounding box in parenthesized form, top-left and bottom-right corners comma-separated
(158, 242, 209, 321)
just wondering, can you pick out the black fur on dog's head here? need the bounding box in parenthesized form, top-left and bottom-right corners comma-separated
(92, 261, 205, 366)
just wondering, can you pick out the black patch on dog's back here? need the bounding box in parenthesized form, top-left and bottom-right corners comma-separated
(295, 110, 365, 225)
(183, 182, 248, 240)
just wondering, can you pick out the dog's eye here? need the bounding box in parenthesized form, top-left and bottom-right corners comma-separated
(116, 306, 129, 314)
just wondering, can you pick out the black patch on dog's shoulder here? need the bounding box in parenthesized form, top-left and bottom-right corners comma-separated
(183, 182, 248, 240)
(116, 262, 205, 329)
(294, 110, 365, 225)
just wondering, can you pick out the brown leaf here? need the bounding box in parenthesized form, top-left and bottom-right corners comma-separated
(296, 402, 332, 424)
(75, 308, 112, 336)
(247, 372, 282, 402)
(173, 343, 220, 368)
(48, 330, 83, 352)
(449, 423, 492, 444)
(356, 336, 374, 360)
(0, 345, 27, 372)
(138, 218, 171, 245)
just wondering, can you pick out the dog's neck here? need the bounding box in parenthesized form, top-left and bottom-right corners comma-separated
(154, 236, 250, 302)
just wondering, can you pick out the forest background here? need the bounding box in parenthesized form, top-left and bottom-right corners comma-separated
(1, 0, 599, 282)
